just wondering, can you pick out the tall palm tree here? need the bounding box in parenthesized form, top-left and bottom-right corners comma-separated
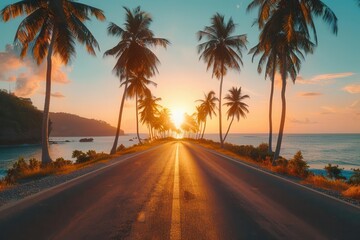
(122, 71, 156, 144)
(104, 6, 169, 154)
(248, 0, 337, 162)
(249, 38, 279, 154)
(196, 91, 218, 139)
(223, 87, 249, 142)
(138, 93, 162, 140)
(1, 0, 105, 164)
(261, 5, 316, 163)
(197, 13, 247, 147)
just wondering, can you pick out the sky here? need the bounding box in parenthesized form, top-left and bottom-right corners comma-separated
(0, 0, 359, 134)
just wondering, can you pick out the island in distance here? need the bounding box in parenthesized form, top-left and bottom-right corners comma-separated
(49, 112, 124, 137)
(0, 90, 123, 145)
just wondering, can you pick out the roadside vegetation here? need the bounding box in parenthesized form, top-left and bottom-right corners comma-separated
(190, 138, 360, 201)
(0, 139, 169, 190)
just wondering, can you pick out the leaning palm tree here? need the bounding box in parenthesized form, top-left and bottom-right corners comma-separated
(196, 91, 218, 139)
(197, 13, 247, 147)
(1, 0, 105, 164)
(223, 87, 249, 142)
(104, 6, 169, 154)
(194, 105, 206, 139)
(122, 71, 156, 144)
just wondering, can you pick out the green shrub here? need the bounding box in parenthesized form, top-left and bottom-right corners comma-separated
(53, 157, 72, 168)
(288, 151, 309, 178)
(72, 150, 90, 163)
(29, 158, 41, 170)
(348, 168, 360, 185)
(5, 157, 31, 183)
(324, 164, 346, 180)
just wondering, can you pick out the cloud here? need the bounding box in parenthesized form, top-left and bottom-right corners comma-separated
(321, 106, 336, 115)
(298, 92, 322, 97)
(297, 72, 354, 85)
(343, 84, 360, 94)
(290, 118, 318, 124)
(0, 44, 71, 97)
(51, 92, 65, 98)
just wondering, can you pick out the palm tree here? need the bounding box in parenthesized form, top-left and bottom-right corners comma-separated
(196, 91, 218, 139)
(197, 13, 247, 147)
(223, 87, 249, 142)
(261, 5, 316, 163)
(248, 0, 337, 162)
(194, 105, 206, 139)
(1, 0, 105, 164)
(247, 0, 337, 45)
(122, 71, 156, 144)
(138, 93, 162, 140)
(104, 6, 169, 154)
(249, 38, 279, 154)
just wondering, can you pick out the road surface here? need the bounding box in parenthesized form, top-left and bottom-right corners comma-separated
(0, 141, 359, 239)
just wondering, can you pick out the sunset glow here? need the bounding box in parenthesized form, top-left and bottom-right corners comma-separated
(171, 109, 185, 129)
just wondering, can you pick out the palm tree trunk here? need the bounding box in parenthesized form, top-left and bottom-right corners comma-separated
(41, 32, 56, 165)
(136, 93, 142, 144)
(274, 68, 287, 165)
(219, 72, 224, 148)
(268, 68, 275, 155)
(110, 79, 128, 154)
(201, 119, 207, 139)
(223, 116, 234, 143)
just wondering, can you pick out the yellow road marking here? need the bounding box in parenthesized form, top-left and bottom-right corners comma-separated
(170, 144, 181, 240)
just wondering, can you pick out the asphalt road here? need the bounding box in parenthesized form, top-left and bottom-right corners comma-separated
(0, 141, 359, 239)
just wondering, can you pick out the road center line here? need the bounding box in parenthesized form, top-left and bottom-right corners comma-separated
(170, 144, 181, 240)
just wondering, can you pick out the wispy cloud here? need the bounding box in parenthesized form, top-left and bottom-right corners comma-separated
(0, 44, 71, 97)
(290, 118, 318, 124)
(321, 106, 337, 115)
(297, 72, 354, 85)
(39, 91, 65, 98)
(343, 84, 360, 94)
(297, 92, 322, 97)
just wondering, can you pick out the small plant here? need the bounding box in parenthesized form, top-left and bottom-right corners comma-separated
(72, 150, 90, 163)
(348, 168, 360, 185)
(324, 164, 346, 180)
(117, 144, 126, 152)
(288, 151, 309, 178)
(29, 158, 41, 170)
(342, 186, 360, 200)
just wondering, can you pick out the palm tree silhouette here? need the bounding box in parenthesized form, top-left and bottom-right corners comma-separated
(197, 13, 247, 147)
(122, 71, 156, 144)
(138, 93, 162, 140)
(1, 0, 105, 164)
(223, 87, 249, 142)
(196, 91, 218, 139)
(104, 6, 169, 154)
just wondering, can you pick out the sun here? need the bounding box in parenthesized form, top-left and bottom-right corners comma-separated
(171, 109, 185, 129)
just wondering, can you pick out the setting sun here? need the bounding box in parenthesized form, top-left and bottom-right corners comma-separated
(171, 109, 185, 129)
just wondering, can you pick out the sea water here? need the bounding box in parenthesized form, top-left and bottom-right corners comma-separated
(0, 134, 359, 176)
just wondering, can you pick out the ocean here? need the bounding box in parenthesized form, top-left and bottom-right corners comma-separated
(0, 133, 359, 177)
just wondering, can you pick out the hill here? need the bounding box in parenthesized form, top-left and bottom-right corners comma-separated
(0, 90, 42, 144)
(49, 112, 123, 137)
